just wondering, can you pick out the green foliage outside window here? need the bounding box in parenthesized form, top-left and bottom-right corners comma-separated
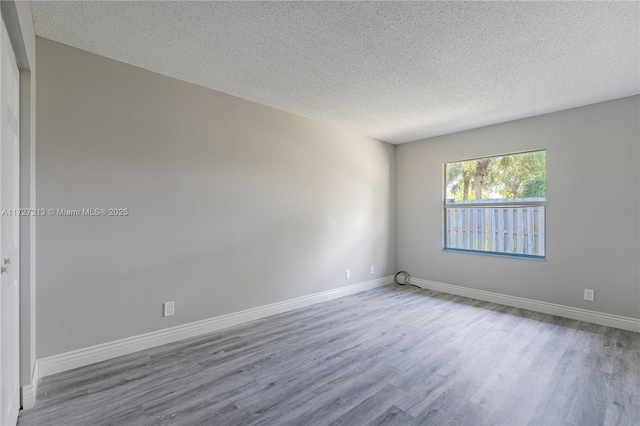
(445, 150, 546, 201)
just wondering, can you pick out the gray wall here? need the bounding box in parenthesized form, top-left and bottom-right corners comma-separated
(396, 96, 640, 319)
(36, 38, 396, 358)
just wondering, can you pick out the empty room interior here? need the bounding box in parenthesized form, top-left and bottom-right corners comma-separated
(0, 1, 639, 425)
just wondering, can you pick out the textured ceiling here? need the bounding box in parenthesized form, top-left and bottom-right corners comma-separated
(31, 1, 639, 144)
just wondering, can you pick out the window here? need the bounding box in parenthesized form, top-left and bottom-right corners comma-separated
(444, 150, 546, 259)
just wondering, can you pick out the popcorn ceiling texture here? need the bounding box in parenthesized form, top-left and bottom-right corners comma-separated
(31, 1, 639, 144)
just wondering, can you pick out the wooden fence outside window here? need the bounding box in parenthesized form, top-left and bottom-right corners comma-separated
(445, 198, 545, 257)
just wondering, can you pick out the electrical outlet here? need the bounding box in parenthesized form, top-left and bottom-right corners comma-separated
(163, 301, 175, 317)
(370, 265, 375, 274)
(584, 289, 595, 302)
(345, 269, 351, 279)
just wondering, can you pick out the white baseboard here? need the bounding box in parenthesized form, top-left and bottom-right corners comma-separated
(411, 278, 640, 333)
(38, 276, 394, 379)
(20, 360, 39, 410)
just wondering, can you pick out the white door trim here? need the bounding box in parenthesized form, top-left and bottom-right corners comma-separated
(0, 12, 21, 426)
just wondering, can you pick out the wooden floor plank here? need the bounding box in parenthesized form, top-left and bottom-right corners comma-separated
(18, 285, 640, 425)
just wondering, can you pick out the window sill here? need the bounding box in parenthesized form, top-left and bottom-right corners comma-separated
(442, 248, 546, 261)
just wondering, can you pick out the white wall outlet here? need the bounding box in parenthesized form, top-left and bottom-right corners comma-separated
(370, 265, 375, 274)
(584, 289, 595, 302)
(163, 301, 175, 317)
(345, 269, 351, 279)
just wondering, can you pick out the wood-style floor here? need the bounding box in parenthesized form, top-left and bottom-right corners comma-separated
(18, 285, 640, 426)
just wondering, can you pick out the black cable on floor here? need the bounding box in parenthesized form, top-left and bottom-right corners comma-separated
(394, 271, 421, 289)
